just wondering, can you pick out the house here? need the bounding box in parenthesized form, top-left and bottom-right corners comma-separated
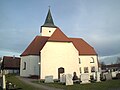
(101, 63, 120, 71)
(20, 9, 99, 79)
(1, 56, 20, 74)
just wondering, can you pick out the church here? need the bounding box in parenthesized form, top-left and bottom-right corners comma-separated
(20, 9, 99, 80)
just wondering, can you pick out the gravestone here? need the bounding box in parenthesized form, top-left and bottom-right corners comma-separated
(111, 71, 118, 78)
(80, 74, 90, 84)
(93, 72, 96, 80)
(66, 74, 73, 85)
(60, 74, 66, 83)
(45, 75, 54, 83)
(2, 74, 6, 89)
(96, 72, 101, 82)
(105, 73, 112, 80)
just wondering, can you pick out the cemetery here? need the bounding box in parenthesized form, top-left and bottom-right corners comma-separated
(32, 71, 120, 90)
(35, 70, 120, 85)
(0, 66, 120, 90)
(0, 1, 120, 90)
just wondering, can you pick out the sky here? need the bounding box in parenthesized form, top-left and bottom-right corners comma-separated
(0, 0, 120, 64)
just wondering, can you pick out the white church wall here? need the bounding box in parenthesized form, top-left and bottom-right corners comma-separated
(41, 41, 80, 79)
(20, 55, 40, 77)
(79, 55, 98, 78)
(41, 27, 56, 37)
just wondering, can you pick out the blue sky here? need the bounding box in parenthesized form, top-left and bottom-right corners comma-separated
(0, 0, 120, 63)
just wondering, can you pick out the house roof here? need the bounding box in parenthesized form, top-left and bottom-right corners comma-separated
(48, 28, 71, 42)
(69, 38, 97, 55)
(1, 56, 21, 69)
(105, 64, 120, 68)
(21, 28, 97, 56)
(21, 36, 49, 56)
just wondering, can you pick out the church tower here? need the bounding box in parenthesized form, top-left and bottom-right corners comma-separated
(40, 8, 57, 37)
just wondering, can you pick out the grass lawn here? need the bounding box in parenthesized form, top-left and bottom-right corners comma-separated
(33, 79, 120, 90)
(5, 74, 40, 90)
(4, 74, 120, 90)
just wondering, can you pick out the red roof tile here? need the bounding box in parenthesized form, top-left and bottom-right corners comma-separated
(21, 36, 49, 56)
(21, 28, 97, 56)
(2, 56, 20, 69)
(48, 28, 71, 42)
(69, 38, 97, 55)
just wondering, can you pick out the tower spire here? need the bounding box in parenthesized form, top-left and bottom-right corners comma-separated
(42, 8, 57, 28)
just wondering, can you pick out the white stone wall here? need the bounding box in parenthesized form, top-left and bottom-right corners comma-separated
(41, 41, 80, 79)
(79, 55, 98, 76)
(41, 27, 56, 37)
(20, 55, 40, 77)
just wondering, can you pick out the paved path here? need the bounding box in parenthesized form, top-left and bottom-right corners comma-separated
(16, 76, 64, 90)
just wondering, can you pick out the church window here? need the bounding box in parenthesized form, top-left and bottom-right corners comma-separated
(84, 67, 89, 73)
(79, 67, 82, 73)
(49, 30, 51, 33)
(91, 66, 95, 72)
(79, 58, 81, 64)
(90, 57, 94, 63)
(23, 62, 26, 70)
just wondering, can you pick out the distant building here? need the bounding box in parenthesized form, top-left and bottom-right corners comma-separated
(1, 56, 20, 74)
(101, 63, 120, 71)
(20, 9, 99, 79)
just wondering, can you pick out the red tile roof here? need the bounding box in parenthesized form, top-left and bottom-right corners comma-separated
(69, 38, 97, 55)
(2, 56, 20, 69)
(21, 28, 97, 56)
(21, 36, 49, 56)
(48, 28, 71, 42)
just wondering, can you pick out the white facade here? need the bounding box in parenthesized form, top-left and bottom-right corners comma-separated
(20, 9, 99, 80)
(20, 55, 39, 77)
(79, 55, 98, 79)
(41, 27, 56, 37)
(41, 41, 80, 79)
(20, 28, 99, 79)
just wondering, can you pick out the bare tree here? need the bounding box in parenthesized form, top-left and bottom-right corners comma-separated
(101, 61, 106, 70)
(116, 57, 120, 64)
(0, 57, 2, 63)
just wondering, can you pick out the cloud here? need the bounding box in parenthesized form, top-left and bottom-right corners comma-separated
(99, 53, 120, 65)
(0, 0, 120, 58)
(0, 50, 20, 57)
(65, 0, 120, 56)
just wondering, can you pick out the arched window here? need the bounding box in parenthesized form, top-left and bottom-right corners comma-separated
(23, 62, 26, 70)
(90, 57, 94, 63)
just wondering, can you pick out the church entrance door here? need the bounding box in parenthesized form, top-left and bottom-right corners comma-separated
(58, 67, 65, 79)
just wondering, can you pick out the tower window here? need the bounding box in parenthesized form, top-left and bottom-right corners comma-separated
(49, 30, 51, 33)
